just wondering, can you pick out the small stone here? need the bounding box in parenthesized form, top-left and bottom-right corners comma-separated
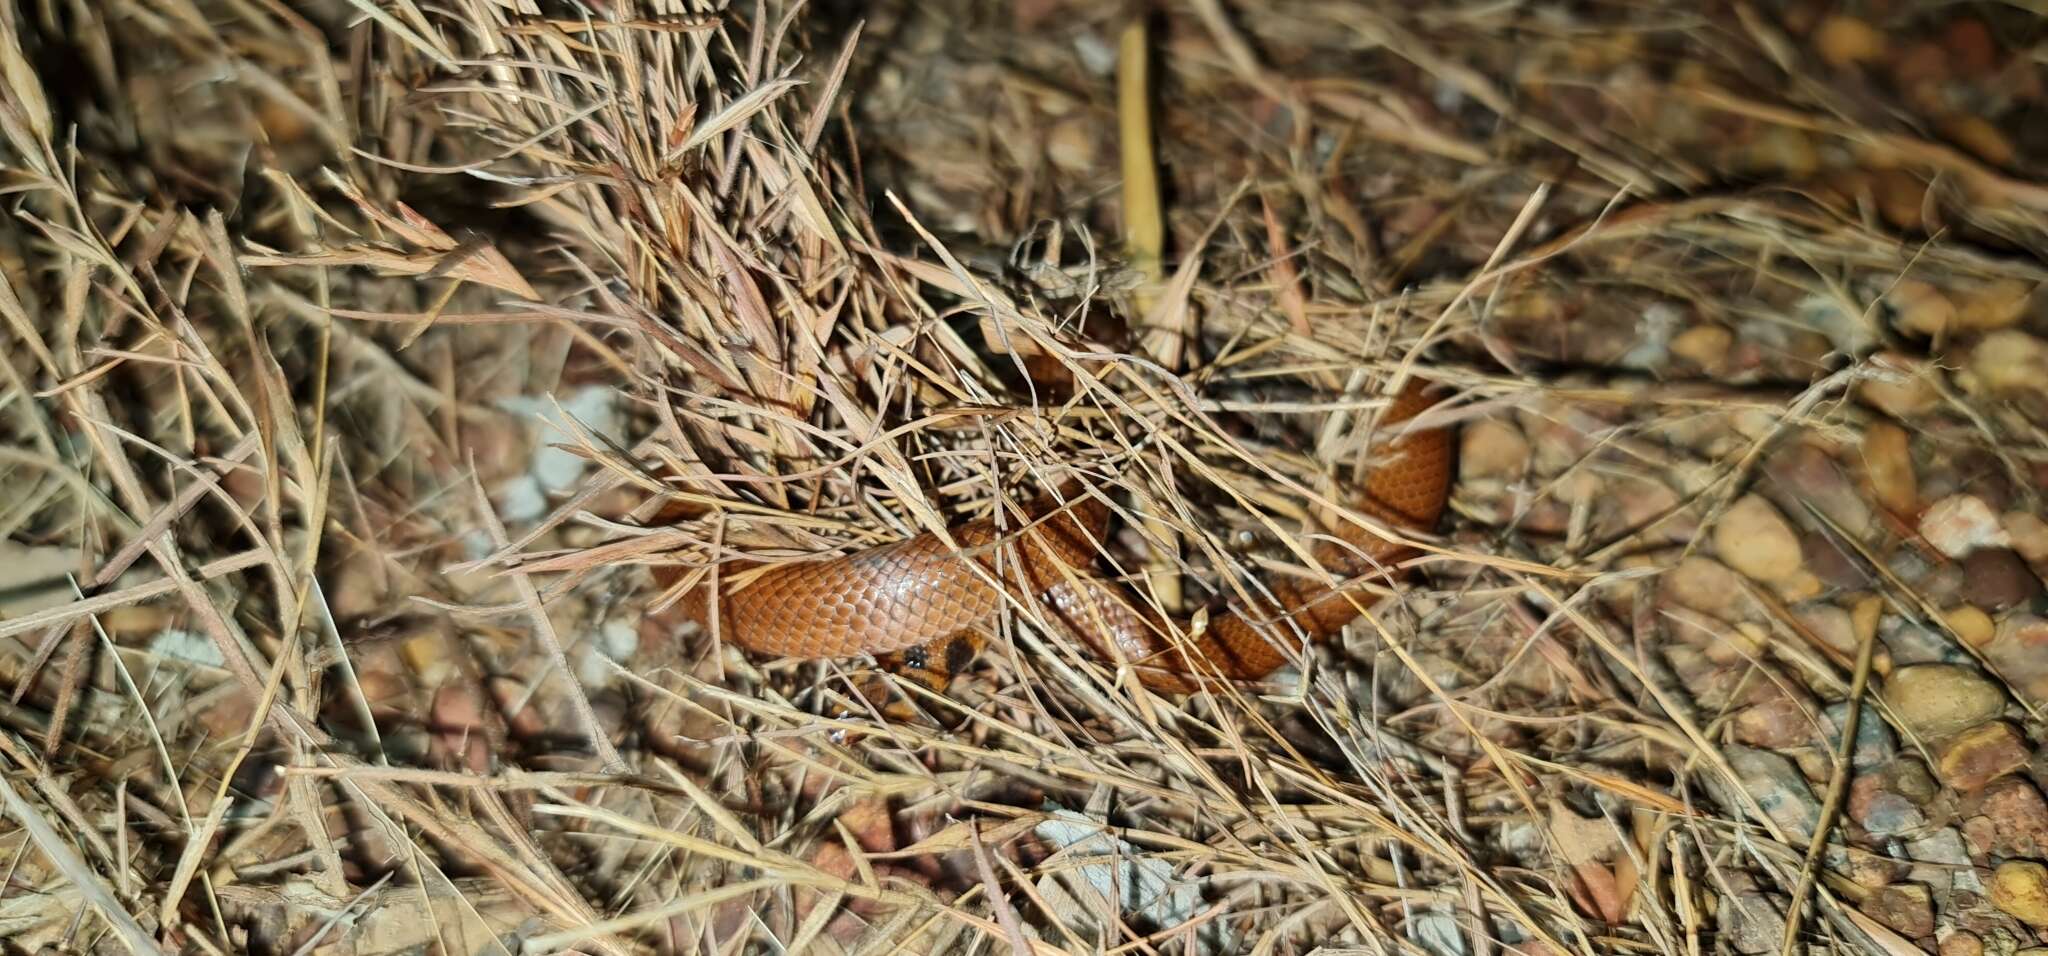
(1990, 860, 2048, 927)
(1955, 278, 2036, 332)
(1764, 441, 1875, 540)
(1905, 829, 1984, 894)
(1942, 115, 2016, 168)
(1720, 891, 1786, 954)
(1886, 758, 1941, 804)
(1861, 422, 1919, 516)
(1801, 530, 1868, 589)
(1886, 278, 1958, 338)
(1715, 494, 1805, 583)
(1727, 745, 1823, 840)
(1735, 692, 1821, 750)
(1987, 615, 2048, 706)
(1863, 883, 1935, 939)
(1942, 17, 1999, 74)
(1796, 603, 1858, 657)
(1460, 418, 1532, 482)
(1892, 42, 1951, 111)
(1814, 15, 1889, 68)
(1962, 548, 2043, 611)
(1968, 330, 2048, 397)
(1851, 777, 1927, 837)
(1936, 721, 2030, 792)
(1744, 126, 1820, 178)
(1045, 117, 1097, 174)
(1886, 663, 2007, 739)
(1663, 556, 1756, 623)
(1943, 605, 1997, 647)
(1874, 168, 1929, 232)
(2007, 512, 2048, 565)
(1920, 495, 2011, 559)
(1858, 352, 1941, 418)
(1670, 323, 1734, 374)
(1821, 701, 1897, 769)
(1940, 930, 1984, 956)
(1965, 777, 2048, 857)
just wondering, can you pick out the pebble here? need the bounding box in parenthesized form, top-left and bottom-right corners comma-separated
(1801, 530, 1869, 589)
(1727, 745, 1822, 840)
(1886, 278, 1958, 338)
(1813, 15, 1889, 68)
(1942, 605, 1997, 647)
(1044, 117, 1098, 173)
(1885, 664, 2007, 739)
(1734, 692, 1820, 750)
(1987, 615, 2048, 706)
(1963, 777, 2048, 858)
(1865, 883, 1935, 939)
(1919, 495, 2012, 559)
(1962, 548, 2043, 611)
(1955, 278, 2036, 332)
(1850, 774, 1927, 837)
(1459, 418, 1532, 483)
(1967, 330, 2048, 397)
(1936, 721, 2031, 792)
(1942, 115, 2017, 169)
(1905, 830, 1984, 893)
(1764, 441, 1875, 540)
(1861, 422, 1919, 516)
(1663, 556, 1757, 623)
(1858, 352, 1942, 418)
(1892, 42, 1950, 112)
(1821, 701, 1897, 770)
(1670, 323, 1734, 374)
(1990, 860, 2048, 927)
(1942, 17, 1999, 74)
(1941, 933, 1985, 956)
(1714, 494, 1812, 595)
(1873, 168, 1929, 233)
(1796, 603, 1858, 657)
(1720, 892, 1786, 955)
(2006, 511, 2048, 565)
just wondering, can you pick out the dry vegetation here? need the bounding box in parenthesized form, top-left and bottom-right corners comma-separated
(2, 0, 2047, 954)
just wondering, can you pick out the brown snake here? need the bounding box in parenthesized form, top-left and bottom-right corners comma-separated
(677, 379, 1455, 693)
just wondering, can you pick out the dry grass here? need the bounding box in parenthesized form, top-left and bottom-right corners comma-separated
(1, 0, 2045, 954)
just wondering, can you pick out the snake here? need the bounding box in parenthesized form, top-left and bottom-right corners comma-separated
(676, 378, 1455, 693)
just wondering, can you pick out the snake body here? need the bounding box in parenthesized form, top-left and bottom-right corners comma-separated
(680, 380, 1454, 691)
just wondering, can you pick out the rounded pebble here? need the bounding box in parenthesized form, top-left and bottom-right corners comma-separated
(1919, 495, 2012, 559)
(1990, 860, 2048, 927)
(1885, 279, 1956, 338)
(1962, 548, 2044, 611)
(1814, 15, 1888, 68)
(1459, 418, 1532, 482)
(1715, 494, 1804, 583)
(2006, 511, 2048, 565)
(1861, 422, 1918, 516)
(1942, 605, 1996, 647)
(1968, 330, 2048, 397)
(1885, 663, 2007, 739)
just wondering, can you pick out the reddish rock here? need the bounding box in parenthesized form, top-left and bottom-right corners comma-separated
(1962, 777, 2048, 858)
(1963, 548, 2044, 611)
(1864, 883, 1935, 939)
(1937, 721, 2033, 793)
(1734, 692, 1821, 750)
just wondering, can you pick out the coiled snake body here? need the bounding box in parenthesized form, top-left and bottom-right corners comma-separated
(680, 379, 1454, 692)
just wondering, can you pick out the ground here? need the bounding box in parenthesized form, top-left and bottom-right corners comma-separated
(1, 1, 2047, 954)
